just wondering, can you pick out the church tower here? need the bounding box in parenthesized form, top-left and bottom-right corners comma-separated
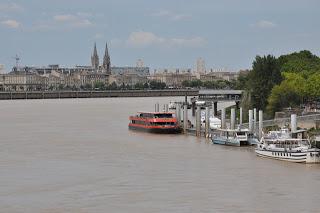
(102, 42, 111, 74)
(91, 42, 99, 70)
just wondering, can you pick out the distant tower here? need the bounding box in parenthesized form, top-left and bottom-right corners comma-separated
(91, 42, 99, 70)
(136, 59, 144, 67)
(196, 57, 206, 74)
(102, 42, 111, 74)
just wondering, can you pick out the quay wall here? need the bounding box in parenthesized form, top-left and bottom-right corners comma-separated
(0, 89, 199, 100)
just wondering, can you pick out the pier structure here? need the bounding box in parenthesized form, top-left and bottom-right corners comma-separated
(197, 89, 243, 115)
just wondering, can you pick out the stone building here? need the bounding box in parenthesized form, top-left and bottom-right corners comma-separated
(149, 71, 196, 87)
(0, 70, 46, 91)
(200, 71, 239, 81)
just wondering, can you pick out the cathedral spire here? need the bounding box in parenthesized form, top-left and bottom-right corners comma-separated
(91, 42, 99, 70)
(102, 42, 111, 74)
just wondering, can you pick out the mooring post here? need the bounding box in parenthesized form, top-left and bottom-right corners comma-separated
(221, 107, 226, 129)
(183, 104, 188, 133)
(205, 106, 210, 137)
(214, 102, 218, 117)
(291, 114, 297, 132)
(253, 108, 257, 134)
(249, 109, 253, 132)
(196, 106, 201, 136)
(259, 110, 263, 139)
(191, 99, 196, 117)
(175, 104, 180, 125)
(231, 108, 235, 130)
(239, 107, 243, 128)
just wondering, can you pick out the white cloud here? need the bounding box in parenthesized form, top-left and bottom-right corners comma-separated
(172, 14, 191, 21)
(151, 10, 171, 17)
(126, 31, 206, 48)
(93, 33, 104, 39)
(53, 14, 93, 28)
(53, 14, 77, 22)
(127, 31, 164, 47)
(150, 10, 191, 21)
(1, 19, 20, 28)
(0, 2, 24, 13)
(255, 20, 276, 29)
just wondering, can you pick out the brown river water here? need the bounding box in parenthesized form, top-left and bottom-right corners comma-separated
(0, 97, 319, 213)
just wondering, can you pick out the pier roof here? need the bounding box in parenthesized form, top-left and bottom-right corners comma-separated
(199, 90, 243, 95)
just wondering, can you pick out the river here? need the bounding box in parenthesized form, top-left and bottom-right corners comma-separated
(0, 97, 319, 213)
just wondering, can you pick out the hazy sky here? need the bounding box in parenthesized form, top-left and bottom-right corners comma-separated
(0, 0, 319, 71)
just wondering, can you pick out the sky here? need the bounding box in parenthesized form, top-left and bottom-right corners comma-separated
(0, 0, 319, 72)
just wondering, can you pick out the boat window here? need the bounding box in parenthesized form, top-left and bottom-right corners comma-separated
(237, 132, 246, 135)
(154, 113, 173, 118)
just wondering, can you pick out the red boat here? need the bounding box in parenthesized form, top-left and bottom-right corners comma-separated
(129, 112, 182, 134)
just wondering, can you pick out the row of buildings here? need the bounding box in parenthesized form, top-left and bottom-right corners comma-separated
(0, 44, 243, 91)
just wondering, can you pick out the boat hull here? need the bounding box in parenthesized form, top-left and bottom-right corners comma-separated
(129, 125, 182, 134)
(212, 137, 241, 146)
(255, 149, 320, 163)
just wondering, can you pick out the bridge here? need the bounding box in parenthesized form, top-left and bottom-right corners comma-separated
(0, 89, 199, 100)
(198, 90, 243, 102)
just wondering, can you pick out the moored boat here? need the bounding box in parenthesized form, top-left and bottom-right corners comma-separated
(129, 112, 182, 134)
(255, 129, 320, 163)
(211, 128, 259, 146)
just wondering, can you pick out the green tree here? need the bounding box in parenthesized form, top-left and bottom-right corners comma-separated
(267, 72, 307, 115)
(306, 73, 320, 99)
(248, 55, 282, 110)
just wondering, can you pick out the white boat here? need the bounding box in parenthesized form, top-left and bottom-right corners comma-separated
(255, 129, 320, 163)
(168, 101, 176, 109)
(212, 128, 259, 146)
(200, 112, 221, 130)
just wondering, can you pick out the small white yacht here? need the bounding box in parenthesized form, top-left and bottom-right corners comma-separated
(211, 128, 259, 146)
(200, 112, 221, 130)
(255, 129, 320, 163)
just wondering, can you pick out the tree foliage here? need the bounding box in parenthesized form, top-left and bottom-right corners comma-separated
(278, 50, 320, 74)
(248, 55, 282, 110)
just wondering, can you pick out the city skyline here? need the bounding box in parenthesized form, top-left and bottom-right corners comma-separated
(1, 0, 320, 71)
